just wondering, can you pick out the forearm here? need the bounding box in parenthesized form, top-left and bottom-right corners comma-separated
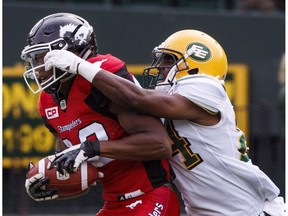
(54, 134, 67, 151)
(78, 61, 146, 110)
(94, 70, 143, 108)
(99, 133, 172, 160)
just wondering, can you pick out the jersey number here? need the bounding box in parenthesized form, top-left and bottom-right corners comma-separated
(166, 120, 203, 170)
(238, 133, 249, 162)
(62, 122, 108, 148)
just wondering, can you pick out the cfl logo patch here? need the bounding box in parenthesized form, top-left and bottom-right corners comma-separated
(45, 107, 59, 119)
(56, 170, 70, 180)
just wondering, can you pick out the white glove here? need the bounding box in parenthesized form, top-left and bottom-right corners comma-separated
(263, 196, 286, 216)
(44, 50, 108, 83)
(44, 50, 83, 74)
(25, 162, 58, 201)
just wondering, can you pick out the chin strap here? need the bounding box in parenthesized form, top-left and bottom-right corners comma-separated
(81, 49, 92, 60)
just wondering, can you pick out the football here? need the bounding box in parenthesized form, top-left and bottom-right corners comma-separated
(27, 156, 100, 199)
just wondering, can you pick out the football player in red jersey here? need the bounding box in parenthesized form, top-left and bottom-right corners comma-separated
(21, 13, 180, 216)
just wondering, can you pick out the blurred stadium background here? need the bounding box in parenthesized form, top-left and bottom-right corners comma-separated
(3, 0, 285, 215)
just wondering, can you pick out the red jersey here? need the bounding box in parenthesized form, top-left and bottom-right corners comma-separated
(38, 54, 170, 201)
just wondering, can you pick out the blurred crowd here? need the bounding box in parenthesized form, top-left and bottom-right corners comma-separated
(4, 0, 285, 13)
(236, 0, 285, 13)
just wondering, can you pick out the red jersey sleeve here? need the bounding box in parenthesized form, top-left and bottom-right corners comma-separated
(88, 54, 125, 74)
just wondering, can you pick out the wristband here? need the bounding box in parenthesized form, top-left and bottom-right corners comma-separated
(78, 61, 102, 83)
(82, 140, 101, 157)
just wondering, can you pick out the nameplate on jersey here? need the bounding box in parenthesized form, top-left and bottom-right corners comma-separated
(45, 107, 59, 119)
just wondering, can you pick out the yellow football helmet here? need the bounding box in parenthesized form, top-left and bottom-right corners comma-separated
(143, 29, 228, 91)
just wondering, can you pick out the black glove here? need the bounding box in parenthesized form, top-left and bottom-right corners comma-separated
(25, 162, 58, 201)
(48, 140, 100, 173)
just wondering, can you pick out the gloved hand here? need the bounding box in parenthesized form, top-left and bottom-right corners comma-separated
(48, 140, 101, 173)
(44, 50, 83, 74)
(44, 50, 108, 83)
(25, 162, 58, 201)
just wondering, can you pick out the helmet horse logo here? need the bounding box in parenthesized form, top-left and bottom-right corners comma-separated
(59, 23, 90, 45)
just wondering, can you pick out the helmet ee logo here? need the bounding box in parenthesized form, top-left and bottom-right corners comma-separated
(186, 43, 211, 61)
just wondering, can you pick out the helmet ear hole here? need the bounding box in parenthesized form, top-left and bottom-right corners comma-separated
(51, 38, 69, 50)
(188, 68, 199, 75)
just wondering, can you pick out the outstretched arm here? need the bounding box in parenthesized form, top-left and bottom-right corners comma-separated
(44, 50, 219, 123)
(93, 69, 156, 110)
(92, 70, 218, 124)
